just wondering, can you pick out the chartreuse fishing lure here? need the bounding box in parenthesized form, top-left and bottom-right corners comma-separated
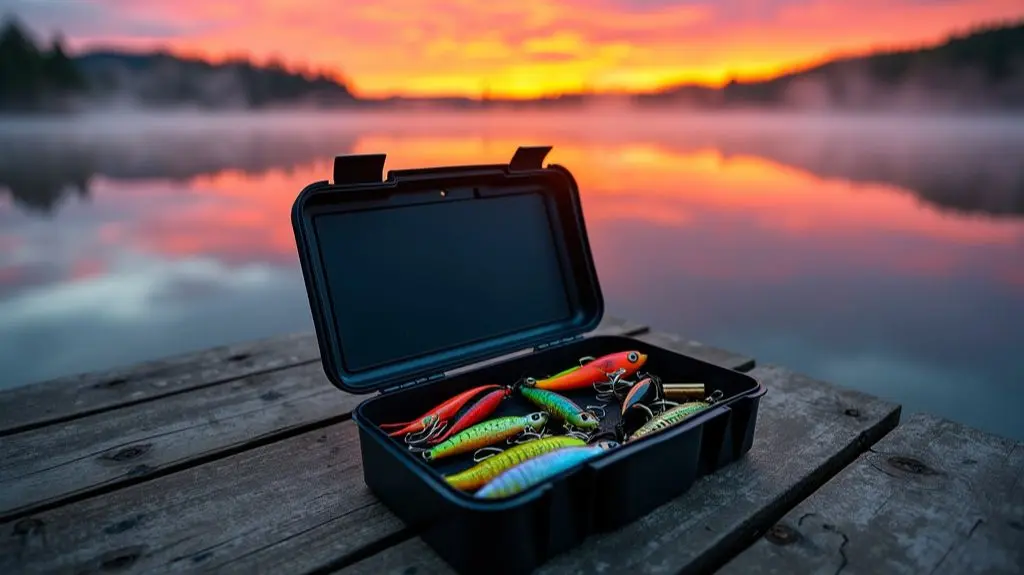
(418, 412, 549, 462)
(525, 351, 647, 392)
(443, 436, 586, 491)
(627, 401, 711, 442)
(475, 441, 620, 499)
(518, 386, 600, 431)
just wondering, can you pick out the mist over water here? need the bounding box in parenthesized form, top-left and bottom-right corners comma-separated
(1, 109, 1022, 440)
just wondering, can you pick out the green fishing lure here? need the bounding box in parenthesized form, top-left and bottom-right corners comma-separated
(518, 386, 600, 430)
(443, 436, 586, 491)
(627, 401, 710, 442)
(420, 412, 549, 462)
(475, 441, 620, 499)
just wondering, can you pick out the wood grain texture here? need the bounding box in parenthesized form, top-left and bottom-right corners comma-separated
(0, 318, 647, 548)
(0, 317, 647, 438)
(0, 423, 406, 575)
(721, 412, 1024, 575)
(0, 362, 353, 523)
(340, 365, 900, 575)
(0, 332, 321, 437)
(635, 330, 755, 372)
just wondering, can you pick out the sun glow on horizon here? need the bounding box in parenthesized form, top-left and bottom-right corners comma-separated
(8, 0, 1024, 98)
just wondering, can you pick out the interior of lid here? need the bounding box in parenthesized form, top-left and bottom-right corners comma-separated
(294, 167, 604, 393)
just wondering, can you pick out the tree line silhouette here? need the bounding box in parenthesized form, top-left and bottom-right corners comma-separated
(2, 14, 1024, 112)
(0, 16, 354, 111)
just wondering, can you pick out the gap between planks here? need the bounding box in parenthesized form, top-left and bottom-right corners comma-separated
(0, 318, 658, 524)
(720, 412, 1024, 575)
(0, 317, 664, 437)
(1, 365, 898, 575)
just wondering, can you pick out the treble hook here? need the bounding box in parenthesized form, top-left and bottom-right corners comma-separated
(565, 430, 592, 441)
(513, 432, 543, 444)
(649, 399, 679, 414)
(473, 447, 504, 462)
(405, 419, 446, 445)
(578, 356, 596, 366)
(627, 403, 655, 420)
(585, 404, 607, 419)
(706, 389, 724, 403)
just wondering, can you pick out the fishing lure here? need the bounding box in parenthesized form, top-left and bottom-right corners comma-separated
(525, 351, 648, 392)
(620, 377, 657, 417)
(418, 412, 549, 462)
(475, 442, 620, 499)
(379, 384, 501, 438)
(518, 386, 600, 431)
(420, 386, 513, 445)
(443, 436, 586, 491)
(627, 401, 711, 442)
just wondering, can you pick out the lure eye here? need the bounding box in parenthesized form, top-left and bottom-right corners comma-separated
(627, 352, 639, 363)
(525, 377, 537, 386)
(580, 413, 593, 422)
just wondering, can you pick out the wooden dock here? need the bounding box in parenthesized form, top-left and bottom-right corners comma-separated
(1, 316, 1020, 574)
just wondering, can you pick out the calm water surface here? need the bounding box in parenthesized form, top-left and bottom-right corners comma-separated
(1, 110, 1022, 440)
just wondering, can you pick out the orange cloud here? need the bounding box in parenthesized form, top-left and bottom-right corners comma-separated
(21, 0, 1023, 97)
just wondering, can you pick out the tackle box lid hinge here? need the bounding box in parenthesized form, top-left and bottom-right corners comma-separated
(533, 334, 584, 353)
(378, 372, 446, 395)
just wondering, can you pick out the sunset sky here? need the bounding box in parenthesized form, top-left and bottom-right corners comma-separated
(7, 0, 1024, 98)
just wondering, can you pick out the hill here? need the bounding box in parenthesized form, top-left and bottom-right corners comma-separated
(0, 16, 355, 112)
(637, 20, 1024, 110)
(2, 14, 1023, 112)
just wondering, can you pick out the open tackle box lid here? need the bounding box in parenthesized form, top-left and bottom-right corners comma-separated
(291, 146, 605, 395)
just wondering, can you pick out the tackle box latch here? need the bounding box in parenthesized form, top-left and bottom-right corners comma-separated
(508, 146, 553, 172)
(379, 372, 446, 395)
(533, 334, 584, 353)
(333, 153, 387, 185)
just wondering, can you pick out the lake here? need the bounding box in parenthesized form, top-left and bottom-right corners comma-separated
(1, 109, 1022, 440)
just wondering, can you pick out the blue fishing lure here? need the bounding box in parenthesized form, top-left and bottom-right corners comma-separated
(474, 442, 619, 499)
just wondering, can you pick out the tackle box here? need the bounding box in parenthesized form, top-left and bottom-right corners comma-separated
(291, 146, 766, 575)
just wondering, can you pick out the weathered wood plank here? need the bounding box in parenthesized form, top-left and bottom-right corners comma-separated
(0, 331, 321, 437)
(636, 330, 755, 372)
(340, 365, 900, 575)
(720, 413, 1024, 575)
(0, 317, 646, 524)
(0, 317, 648, 438)
(0, 362, 351, 523)
(0, 423, 405, 575)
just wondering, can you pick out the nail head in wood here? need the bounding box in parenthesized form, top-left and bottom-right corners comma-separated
(765, 523, 801, 546)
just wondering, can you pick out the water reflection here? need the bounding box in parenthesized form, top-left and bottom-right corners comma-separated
(1, 110, 1022, 440)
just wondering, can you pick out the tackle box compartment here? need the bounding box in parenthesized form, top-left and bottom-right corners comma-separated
(291, 146, 766, 575)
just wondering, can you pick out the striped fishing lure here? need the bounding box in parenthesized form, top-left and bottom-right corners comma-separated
(627, 401, 710, 442)
(475, 441, 620, 499)
(443, 436, 586, 491)
(419, 412, 549, 462)
(518, 386, 599, 430)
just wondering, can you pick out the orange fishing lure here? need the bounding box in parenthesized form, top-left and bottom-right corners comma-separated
(525, 351, 647, 392)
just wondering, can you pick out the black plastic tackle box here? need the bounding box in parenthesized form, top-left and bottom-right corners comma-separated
(290, 146, 766, 574)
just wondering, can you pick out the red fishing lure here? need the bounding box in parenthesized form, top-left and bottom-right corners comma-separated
(425, 386, 513, 445)
(526, 351, 648, 392)
(378, 384, 501, 438)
